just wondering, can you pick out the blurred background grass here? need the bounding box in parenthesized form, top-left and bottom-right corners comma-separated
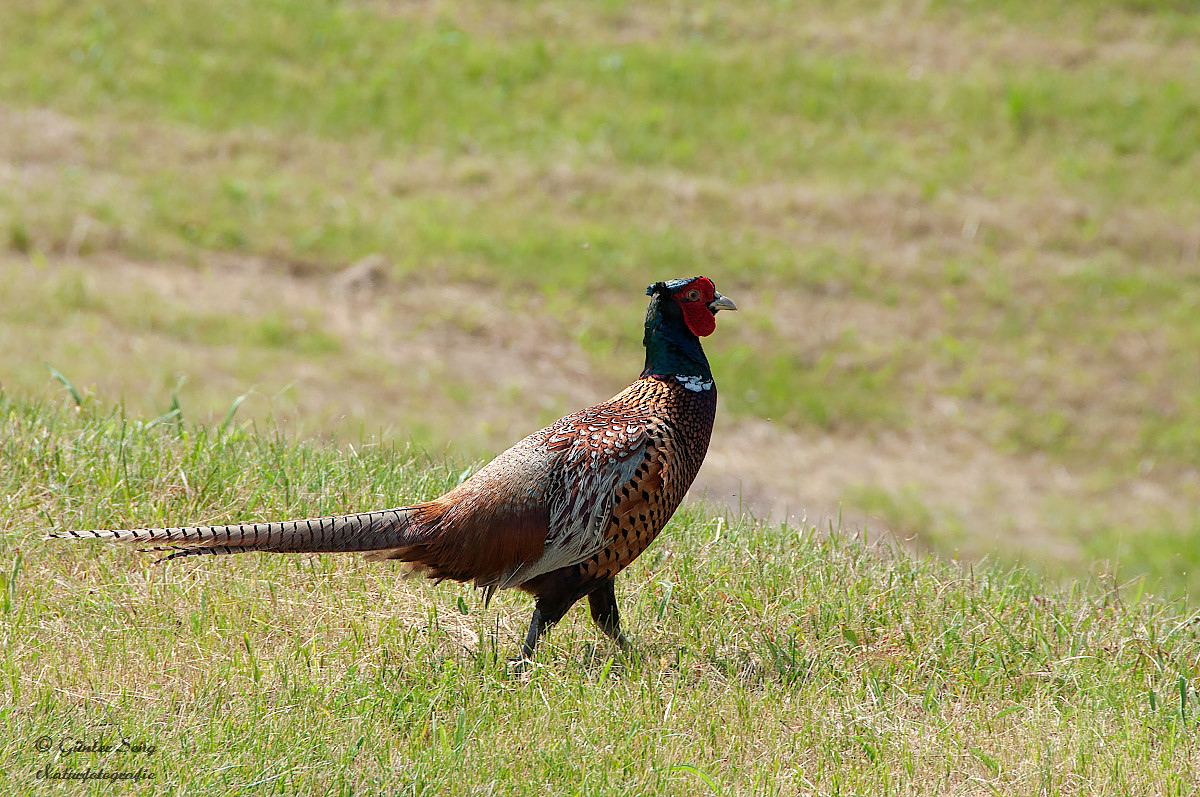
(1, 0, 1198, 596)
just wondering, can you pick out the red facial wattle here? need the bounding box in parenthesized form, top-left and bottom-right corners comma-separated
(680, 301, 716, 337)
(673, 277, 718, 337)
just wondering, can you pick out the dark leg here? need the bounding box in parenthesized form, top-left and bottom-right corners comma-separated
(518, 595, 574, 661)
(588, 578, 630, 650)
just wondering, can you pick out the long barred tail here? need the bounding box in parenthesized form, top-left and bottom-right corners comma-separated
(47, 507, 420, 561)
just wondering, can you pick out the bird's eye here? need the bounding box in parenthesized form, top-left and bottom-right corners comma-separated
(685, 289, 701, 301)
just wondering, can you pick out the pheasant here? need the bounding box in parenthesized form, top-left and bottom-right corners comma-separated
(50, 277, 737, 661)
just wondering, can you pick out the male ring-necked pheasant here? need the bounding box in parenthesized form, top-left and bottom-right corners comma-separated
(51, 277, 736, 660)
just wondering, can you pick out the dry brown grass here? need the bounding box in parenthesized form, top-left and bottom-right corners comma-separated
(357, 0, 1199, 78)
(2, 0, 1198, 591)
(4, 102, 1199, 573)
(6, 247, 1197, 577)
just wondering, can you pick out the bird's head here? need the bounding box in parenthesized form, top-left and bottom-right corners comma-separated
(645, 276, 737, 339)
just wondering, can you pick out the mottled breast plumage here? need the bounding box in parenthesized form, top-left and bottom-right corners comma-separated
(460, 374, 709, 589)
(569, 375, 717, 583)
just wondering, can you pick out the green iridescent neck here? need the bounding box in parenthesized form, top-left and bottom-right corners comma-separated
(640, 294, 714, 382)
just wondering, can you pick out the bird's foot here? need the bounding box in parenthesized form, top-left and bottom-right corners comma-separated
(506, 654, 536, 676)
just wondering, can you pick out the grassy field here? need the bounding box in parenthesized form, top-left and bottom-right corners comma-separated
(2, 0, 1199, 592)
(1, 2, 1200, 788)
(2, 393, 1198, 794)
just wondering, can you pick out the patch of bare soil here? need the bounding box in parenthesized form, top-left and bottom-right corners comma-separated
(355, 0, 1198, 77)
(699, 422, 1072, 558)
(91, 250, 605, 431)
(3, 103, 1193, 286)
(18, 253, 1196, 571)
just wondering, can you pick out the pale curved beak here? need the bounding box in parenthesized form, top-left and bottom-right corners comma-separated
(708, 292, 737, 312)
